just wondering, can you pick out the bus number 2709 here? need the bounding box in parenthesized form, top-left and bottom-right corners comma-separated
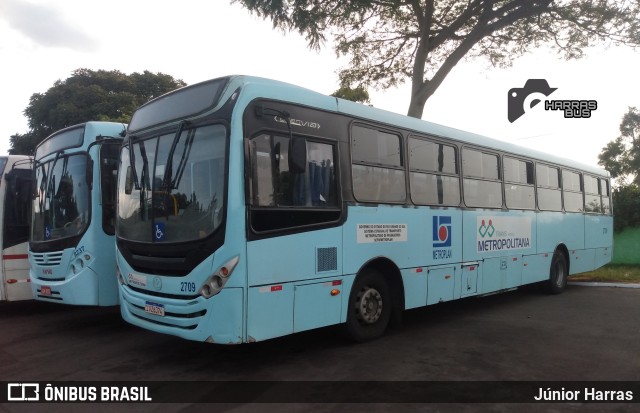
(180, 282, 197, 293)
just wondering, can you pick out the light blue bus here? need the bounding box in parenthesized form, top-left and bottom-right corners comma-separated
(116, 76, 612, 343)
(30, 122, 125, 306)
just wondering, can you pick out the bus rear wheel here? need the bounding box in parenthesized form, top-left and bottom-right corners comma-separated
(546, 250, 568, 294)
(345, 269, 391, 342)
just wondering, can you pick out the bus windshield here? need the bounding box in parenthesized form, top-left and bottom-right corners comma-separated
(117, 123, 227, 243)
(32, 154, 90, 242)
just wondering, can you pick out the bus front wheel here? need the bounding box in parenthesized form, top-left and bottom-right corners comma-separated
(546, 250, 568, 294)
(345, 269, 391, 342)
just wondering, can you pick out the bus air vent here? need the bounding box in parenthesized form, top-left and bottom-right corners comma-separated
(317, 247, 337, 273)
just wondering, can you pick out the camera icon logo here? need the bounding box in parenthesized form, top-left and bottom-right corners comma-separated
(508, 79, 557, 123)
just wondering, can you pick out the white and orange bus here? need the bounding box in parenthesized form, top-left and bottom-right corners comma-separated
(0, 155, 33, 301)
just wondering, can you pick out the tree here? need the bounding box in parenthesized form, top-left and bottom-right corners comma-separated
(598, 107, 640, 186)
(9, 69, 186, 155)
(235, 0, 640, 118)
(331, 83, 371, 104)
(611, 184, 640, 231)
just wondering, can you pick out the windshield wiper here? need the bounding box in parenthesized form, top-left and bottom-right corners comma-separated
(128, 136, 141, 190)
(139, 141, 150, 190)
(171, 128, 196, 190)
(160, 121, 188, 191)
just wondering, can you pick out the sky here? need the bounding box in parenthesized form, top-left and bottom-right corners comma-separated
(1, 0, 639, 173)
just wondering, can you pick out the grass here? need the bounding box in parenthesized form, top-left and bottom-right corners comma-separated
(569, 264, 640, 284)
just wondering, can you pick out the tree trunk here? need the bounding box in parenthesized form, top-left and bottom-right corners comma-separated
(407, 91, 427, 119)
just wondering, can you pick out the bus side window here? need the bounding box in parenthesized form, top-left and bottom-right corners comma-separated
(462, 148, 502, 208)
(583, 175, 600, 213)
(536, 164, 562, 211)
(3, 169, 33, 248)
(504, 157, 535, 210)
(562, 169, 583, 213)
(408, 137, 460, 206)
(351, 125, 405, 203)
(249, 133, 339, 233)
(100, 143, 120, 235)
(599, 178, 611, 215)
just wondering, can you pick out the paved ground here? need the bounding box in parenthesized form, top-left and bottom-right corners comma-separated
(1, 284, 638, 412)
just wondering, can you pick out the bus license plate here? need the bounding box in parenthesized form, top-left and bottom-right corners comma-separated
(41, 286, 52, 296)
(144, 301, 165, 317)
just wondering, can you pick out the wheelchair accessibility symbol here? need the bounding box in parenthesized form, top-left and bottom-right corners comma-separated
(154, 222, 165, 241)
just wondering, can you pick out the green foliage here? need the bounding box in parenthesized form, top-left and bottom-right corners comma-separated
(235, 0, 640, 118)
(9, 69, 186, 155)
(612, 184, 640, 231)
(599, 107, 640, 186)
(331, 84, 371, 104)
(600, 108, 640, 231)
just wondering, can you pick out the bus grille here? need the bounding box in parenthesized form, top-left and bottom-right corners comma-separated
(31, 251, 64, 266)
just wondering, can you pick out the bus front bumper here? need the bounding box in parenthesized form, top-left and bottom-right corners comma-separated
(31, 266, 100, 305)
(119, 283, 244, 344)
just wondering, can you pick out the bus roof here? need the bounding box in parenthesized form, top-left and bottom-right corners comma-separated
(143, 75, 609, 178)
(230, 75, 608, 177)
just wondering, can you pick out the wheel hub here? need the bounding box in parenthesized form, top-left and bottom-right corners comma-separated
(357, 287, 383, 324)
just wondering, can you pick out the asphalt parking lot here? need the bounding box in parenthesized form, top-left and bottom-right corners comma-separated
(1, 284, 638, 412)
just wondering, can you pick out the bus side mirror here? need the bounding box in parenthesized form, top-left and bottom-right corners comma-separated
(289, 137, 307, 174)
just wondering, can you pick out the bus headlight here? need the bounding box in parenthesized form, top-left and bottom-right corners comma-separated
(70, 252, 92, 275)
(200, 256, 239, 299)
(70, 258, 85, 275)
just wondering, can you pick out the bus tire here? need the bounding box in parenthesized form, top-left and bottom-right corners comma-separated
(546, 250, 568, 294)
(345, 269, 391, 342)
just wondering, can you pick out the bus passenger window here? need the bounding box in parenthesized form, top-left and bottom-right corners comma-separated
(351, 125, 405, 203)
(536, 164, 562, 211)
(408, 137, 459, 206)
(584, 175, 601, 213)
(504, 157, 535, 210)
(462, 149, 502, 208)
(600, 178, 611, 215)
(562, 169, 583, 213)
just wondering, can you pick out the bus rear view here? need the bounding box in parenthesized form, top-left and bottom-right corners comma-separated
(30, 122, 124, 306)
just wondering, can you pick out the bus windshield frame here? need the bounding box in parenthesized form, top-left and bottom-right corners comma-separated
(31, 152, 91, 243)
(117, 123, 228, 244)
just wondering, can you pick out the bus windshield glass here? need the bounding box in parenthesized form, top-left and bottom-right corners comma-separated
(32, 154, 90, 241)
(35, 126, 84, 161)
(128, 79, 227, 132)
(117, 124, 227, 243)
